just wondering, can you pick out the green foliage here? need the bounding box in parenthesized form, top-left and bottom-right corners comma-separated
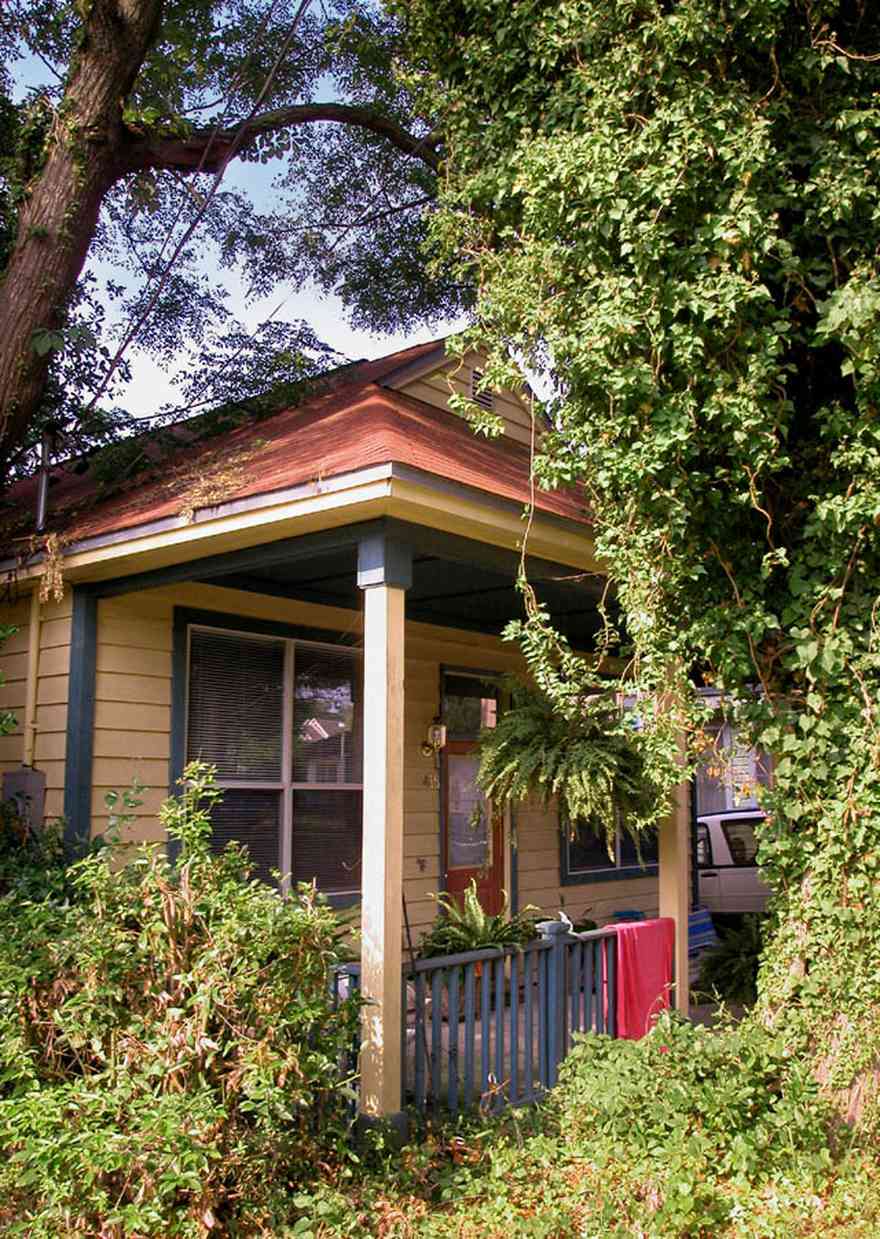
(697, 914, 765, 1007)
(475, 675, 663, 856)
(418, 880, 540, 958)
(400, 0, 880, 1112)
(0, 762, 359, 1237)
(284, 1016, 880, 1237)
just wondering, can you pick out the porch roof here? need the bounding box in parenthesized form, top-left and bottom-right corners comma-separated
(6, 341, 586, 550)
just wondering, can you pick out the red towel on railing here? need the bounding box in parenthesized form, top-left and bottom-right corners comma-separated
(613, 917, 675, 1040)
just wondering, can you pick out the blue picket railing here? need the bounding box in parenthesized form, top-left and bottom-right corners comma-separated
(332, 921, 619, 1116)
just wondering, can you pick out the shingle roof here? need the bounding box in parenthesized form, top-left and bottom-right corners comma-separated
(7, 338, 587, 548)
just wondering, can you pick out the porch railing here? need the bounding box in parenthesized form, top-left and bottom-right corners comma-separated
(332, 921, 618, 1116)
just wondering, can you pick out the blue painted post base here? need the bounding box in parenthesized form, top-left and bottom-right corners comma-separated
(356, 1110, 410, 1149)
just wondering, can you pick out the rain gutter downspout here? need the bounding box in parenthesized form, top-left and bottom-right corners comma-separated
(22, 588, 41, 767)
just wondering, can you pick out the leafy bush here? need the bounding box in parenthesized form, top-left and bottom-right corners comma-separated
(0, 762, 359, 1237)
(697, 913, 764, 1006)
(418, 880, 540, 958)
(285, 1014, 855, 1238)
(549, 1013, 832, 1234)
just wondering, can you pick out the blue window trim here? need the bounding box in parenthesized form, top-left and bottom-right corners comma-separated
(558, 820, 659, 886)
(171, 605, 362, 907)
(63, 585, 98, 853)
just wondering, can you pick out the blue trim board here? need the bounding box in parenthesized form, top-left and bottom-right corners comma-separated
(64, 586, 97, 853)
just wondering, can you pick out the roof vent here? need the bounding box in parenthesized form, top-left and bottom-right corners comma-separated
(471, 368, 494, 411)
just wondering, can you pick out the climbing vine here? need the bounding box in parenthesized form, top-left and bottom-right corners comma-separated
(400, 0, 880, 1121)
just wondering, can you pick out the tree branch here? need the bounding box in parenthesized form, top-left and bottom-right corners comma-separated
(123, 103, 441, 175)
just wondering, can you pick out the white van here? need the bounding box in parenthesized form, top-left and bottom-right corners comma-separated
(696, 811, 770, 914)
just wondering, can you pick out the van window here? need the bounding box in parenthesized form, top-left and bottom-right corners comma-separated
(721, 819, 759, 866)
(696, 823, 712, 867)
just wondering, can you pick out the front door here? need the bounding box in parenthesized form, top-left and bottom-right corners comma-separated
(443, 740, 504, 915)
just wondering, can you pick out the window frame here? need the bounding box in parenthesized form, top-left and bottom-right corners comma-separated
(177, 609, 363, 907)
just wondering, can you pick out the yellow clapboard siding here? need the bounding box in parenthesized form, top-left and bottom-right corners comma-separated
(41, 593, 73, 621)
(39, 617, 72, 649)
(94, 700, 170, 733)
(37, 674, 69, 705)
(36, 644, 70, 678)
(94, 729, 170, 760)
(406, 832, 441, 862)
(0, 682, 26, 711)
(40, 760, 66, 789)
(34, 732, 66, 763)
(96, 644, 172, 678)
(92, 756, 168, 788)
(44, 788, 64, 819)
(403, 855, 439, 881)
(95, 671, 171, 705)
(35, 703, 67, 733)
(1, 651, 28, 681)
(0, 734, 23, 763)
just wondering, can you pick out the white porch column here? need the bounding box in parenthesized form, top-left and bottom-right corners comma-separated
(659, 776, 690, 1015)
(357, 532, 411, 1131)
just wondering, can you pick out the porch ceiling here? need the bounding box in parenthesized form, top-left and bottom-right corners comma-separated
(203, 540, 607, 645)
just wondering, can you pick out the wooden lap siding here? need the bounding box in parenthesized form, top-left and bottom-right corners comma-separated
(0, 591, 73, 820)
(398, 351, 534, 448)
(1, 580, 659, 938)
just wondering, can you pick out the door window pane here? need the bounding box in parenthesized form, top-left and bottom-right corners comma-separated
(447, 752, 490, 869)
(292, 790, 362, 894)
(443, 674, 498, 739)
(188, 630, 284, 780)
(293, 646, 362, 784)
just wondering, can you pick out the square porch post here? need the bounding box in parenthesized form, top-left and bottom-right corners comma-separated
(658, 777, 690, 1015)
(356, 533, 412, 1133)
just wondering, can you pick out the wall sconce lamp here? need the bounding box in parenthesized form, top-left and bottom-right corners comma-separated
(421, 717, 447, 758)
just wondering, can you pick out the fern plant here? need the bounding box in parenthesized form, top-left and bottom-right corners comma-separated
(419, 880, 541, 958)
(475, 677, 659, 858)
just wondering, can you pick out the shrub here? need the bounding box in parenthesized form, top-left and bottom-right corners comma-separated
(549, 1012, 833, 1234)
(0, 762, 359, 1237)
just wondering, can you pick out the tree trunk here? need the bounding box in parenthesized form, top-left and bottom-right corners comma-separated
(0, 0, 164, 472)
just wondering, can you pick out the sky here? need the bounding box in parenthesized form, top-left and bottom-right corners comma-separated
(11, 46, 465, 421)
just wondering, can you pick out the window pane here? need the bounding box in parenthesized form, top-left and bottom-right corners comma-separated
(188, 630, 284, 780)
(695, 721, 770, 814)
(210, 788, 280, 884)
(447, 752, 490, 869)
(619, 827, 659, 867)
(293, 646, 362, 784)
(443, 674, 498, 740)
(567, 821, 615, 874)
(722, 819, 759, 866)
(292, 790, 362, 894)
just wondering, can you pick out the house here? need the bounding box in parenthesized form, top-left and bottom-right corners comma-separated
(0, 338, 690, 1127)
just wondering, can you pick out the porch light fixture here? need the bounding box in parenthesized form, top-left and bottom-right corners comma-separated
(421, 718, 447, 758)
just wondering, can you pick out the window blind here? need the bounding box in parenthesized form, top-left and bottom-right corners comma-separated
(188, 629, 284, 780)
(292, 645, 362, 784)
(209, 788, 280, 884)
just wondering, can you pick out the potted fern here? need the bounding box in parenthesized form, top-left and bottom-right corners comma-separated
(419, 879, 541, 960)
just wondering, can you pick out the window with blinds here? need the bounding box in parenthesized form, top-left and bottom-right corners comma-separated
(186, 625, 363, 897)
